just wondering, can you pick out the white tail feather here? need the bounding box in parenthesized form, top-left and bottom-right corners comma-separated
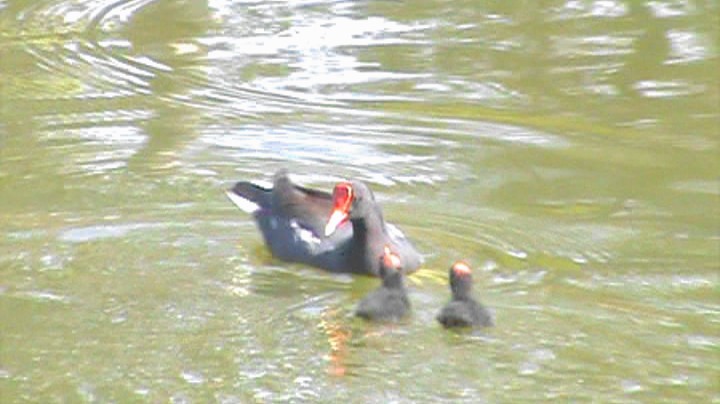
(225, 191, 260, 214)
(250, 179, 273, 189)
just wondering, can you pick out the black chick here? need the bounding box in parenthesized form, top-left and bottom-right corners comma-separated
(437, 261, 493, 328)
(355, 246, 410, 321)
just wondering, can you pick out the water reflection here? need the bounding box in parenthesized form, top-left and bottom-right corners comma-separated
(119, 1, 213, 173)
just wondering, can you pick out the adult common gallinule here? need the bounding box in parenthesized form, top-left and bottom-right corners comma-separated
(355, 246, 410, 321)
(436, 261, 494, 328)
(225, 169, 422, 276)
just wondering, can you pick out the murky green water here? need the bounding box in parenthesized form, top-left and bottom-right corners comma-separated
(1, 0, 718, 402)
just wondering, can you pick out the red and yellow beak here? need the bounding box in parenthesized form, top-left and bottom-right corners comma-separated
(324, 209, 348, 237)
(324, 182, 353, 237)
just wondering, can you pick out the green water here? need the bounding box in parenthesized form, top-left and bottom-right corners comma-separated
(1, 0, 718, 402)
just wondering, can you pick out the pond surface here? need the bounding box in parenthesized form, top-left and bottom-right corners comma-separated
(1, 0, 718, 402)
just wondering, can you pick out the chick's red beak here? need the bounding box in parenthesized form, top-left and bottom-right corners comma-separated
(452, 261, 472, 276)
(383, 246, 401, 269)
(324, 182, 353, 236)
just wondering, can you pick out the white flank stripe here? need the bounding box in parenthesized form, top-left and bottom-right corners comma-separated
(225, 191, 260, 214)
(290, 220, 321, 246)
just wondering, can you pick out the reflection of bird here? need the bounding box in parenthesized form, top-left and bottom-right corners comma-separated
(226, 169, 423, 276)
(437, 261, 493, 328)
(319, 308, 351, 377)
(355, 247, 411, 322)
